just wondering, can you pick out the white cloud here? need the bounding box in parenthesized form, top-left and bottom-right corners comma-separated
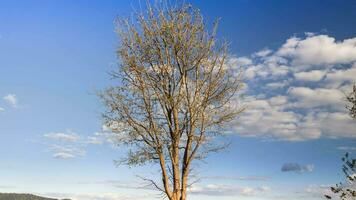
(277, 35, 356, 66)
(43, 130, 110, 159)
(236, 88, 355, 141)
(254, 49, 272, 57)
(244, 65, 261, 79)
(49, 145, 86, 159)
(53, 152, 76, 159)
(0, 107, 4, 112)
(3, 94, 18, 108)
(43, 130, 110, 145)
(235, 33, 356, 141)
(234, 96, 322, 141)
(317, 112, 356, 138)
(44, 131, 80, 142)
(235, 56, 253, 67)
(265, 81, 289, 89)
(245, 65, 290, 81)
(288, 87, 344, 109)
(85, 136, 103, 144)
(268, 95, 288, 106)
(324, 63, 356, 88)
(337, 146, 356, 151)
(294, 70, 327, 81)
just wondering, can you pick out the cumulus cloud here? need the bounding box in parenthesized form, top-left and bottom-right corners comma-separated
(294, 70, 327, 81)
(281, 163, 314, 173)
(233, 97, 321, 141)
(288, 87, 344, 109)
(268, 95, 288, 106)
(277, 35, 356, 66)
(325, 63, 356, 88)
(235, 33, 356, 141)
(235, 56, 253, 67)
(318, 112, 356, 138)
(3, 94, 18, 108)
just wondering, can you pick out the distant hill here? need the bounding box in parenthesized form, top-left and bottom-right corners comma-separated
(0, 193, 70, 200)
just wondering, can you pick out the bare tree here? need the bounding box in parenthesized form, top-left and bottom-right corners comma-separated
(325, 153, 356, 200)
(324, 84, 356, 200)
(99, 2, 243, 200)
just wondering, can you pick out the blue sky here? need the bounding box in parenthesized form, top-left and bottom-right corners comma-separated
(0, 1, 356, 200)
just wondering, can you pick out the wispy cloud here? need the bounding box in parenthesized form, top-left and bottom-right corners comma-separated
(0, 185, 16, 189)
(77, 180, 152, 190)
(281, 163, 314, 173)
(40, 192, 152, 200)
(44, 131, 80, 142)
(303, 184, 333, 199)
(42, 129, 112, 159)
(253, 48, 272, 57)
(43, 130, 108, 144)
(86, 135, 104, 144)
(337, 146, 356, 151)
(3, 94, 18, 108)
(189, 184, 271, 196)
(203, 175, 270, 181)
(49, 144, 86, 159)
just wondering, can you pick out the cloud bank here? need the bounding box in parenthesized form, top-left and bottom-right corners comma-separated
(232, 34, 356, 141)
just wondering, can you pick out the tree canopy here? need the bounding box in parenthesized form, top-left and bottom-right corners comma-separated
(99, 2, 243, 200)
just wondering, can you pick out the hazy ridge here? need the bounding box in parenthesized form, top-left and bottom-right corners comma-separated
(0, 193, 70, 200)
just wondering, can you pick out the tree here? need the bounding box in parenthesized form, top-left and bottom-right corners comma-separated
(99, 2, 243, 200)
(325, 85, 356, 200)
(346, 84, 356, 120)
(325, 153, 356, 200)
